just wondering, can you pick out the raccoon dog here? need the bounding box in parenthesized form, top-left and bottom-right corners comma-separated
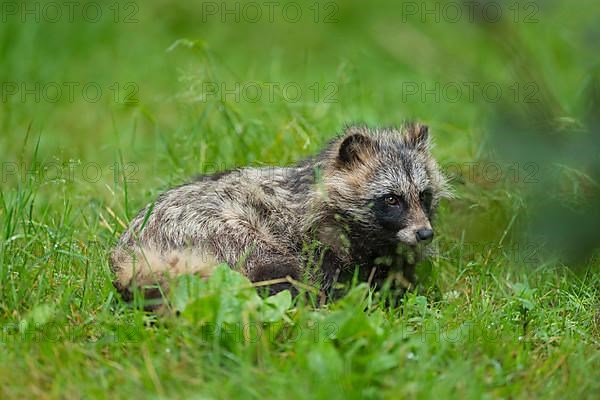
(110, 123, 450, 304)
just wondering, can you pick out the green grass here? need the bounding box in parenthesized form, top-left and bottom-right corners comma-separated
(1, 1, 599, 398)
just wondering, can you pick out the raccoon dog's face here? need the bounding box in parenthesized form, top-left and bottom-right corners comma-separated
(325, 124, 449, 247)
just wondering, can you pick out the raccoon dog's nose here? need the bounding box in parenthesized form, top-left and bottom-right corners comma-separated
(416, 229, 434, 243)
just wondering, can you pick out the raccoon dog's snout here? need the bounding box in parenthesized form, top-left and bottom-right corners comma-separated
(416, 228, 434, 243)
(396, 220, 434, 246)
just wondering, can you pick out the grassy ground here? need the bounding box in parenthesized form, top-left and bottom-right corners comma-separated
(1, 1, 599, 398)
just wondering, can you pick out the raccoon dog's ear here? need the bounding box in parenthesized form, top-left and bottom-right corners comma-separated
(404, 123, 430, 152)
(337, 131, 374, 166)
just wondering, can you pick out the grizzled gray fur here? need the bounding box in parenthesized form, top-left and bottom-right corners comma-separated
(110, 123, 450, 303)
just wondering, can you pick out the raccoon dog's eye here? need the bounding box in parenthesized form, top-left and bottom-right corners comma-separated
(384, 195, 400, 206)
(419, 190, 433, 208)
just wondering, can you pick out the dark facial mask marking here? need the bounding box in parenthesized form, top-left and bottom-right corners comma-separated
(372, 195, 408, 232)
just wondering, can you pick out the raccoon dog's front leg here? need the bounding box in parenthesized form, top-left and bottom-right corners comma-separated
(247, 255, 302, 297)
(241, 245, 302, 296)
